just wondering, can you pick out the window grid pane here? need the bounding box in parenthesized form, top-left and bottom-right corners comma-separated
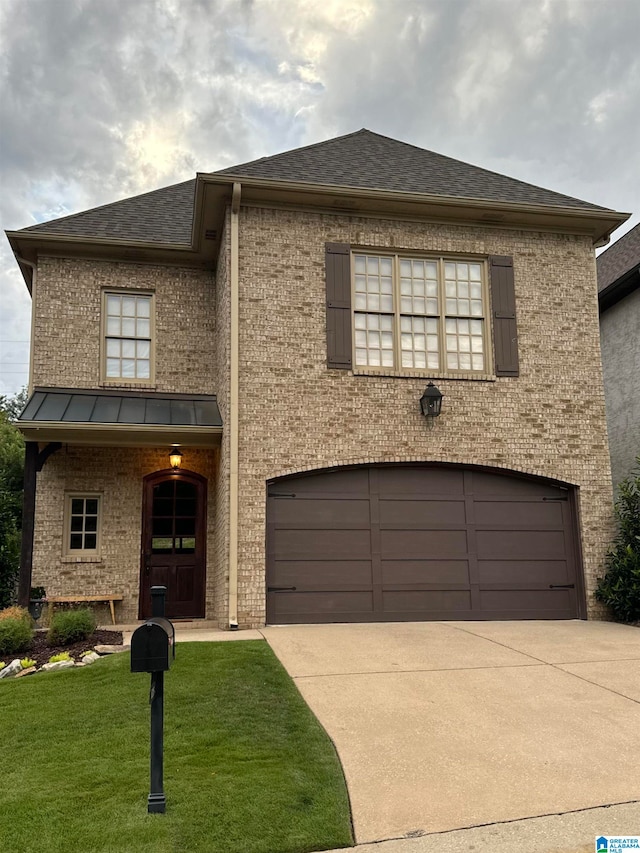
(354, 312, 394, 367)
(354, 254, 394, 313)
(104, 293, 152, 380)
(68, 497, 99, 551)
(444, 262, 484, 318)
(445, 318, 484, 371)
(400, 315, 439, 369)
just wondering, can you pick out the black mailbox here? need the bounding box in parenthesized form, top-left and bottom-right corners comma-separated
(131, 617, 175, 673)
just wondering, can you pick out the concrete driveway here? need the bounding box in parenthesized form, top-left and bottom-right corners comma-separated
(262, 621, 640, 845)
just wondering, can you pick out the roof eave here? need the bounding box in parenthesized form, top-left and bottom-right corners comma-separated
(200, 173, 630, 244)
(598, 267, 640, 313)
(17, 420, 222, 447)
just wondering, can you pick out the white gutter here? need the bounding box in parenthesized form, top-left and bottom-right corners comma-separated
(16, 255, 37, 395)
(229, 182, 241, 629)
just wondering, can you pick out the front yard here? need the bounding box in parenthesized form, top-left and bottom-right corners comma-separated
(0, 641, 353, 853)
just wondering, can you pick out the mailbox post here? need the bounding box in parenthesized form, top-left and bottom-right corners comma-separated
(131, 585, 175, 814)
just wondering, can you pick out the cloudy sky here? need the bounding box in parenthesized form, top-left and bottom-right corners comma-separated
(1, 0, 638, 397)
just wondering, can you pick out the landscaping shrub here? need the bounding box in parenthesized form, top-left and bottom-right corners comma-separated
(47, 608, 96, 645)
(596, 459, 640, 623)
(0, 606, 32, 625)
(0, 617, 33, 655)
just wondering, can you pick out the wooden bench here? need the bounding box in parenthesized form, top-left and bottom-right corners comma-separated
(45, 595, 123, 625)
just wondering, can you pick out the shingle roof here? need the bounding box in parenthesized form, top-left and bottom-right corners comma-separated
(19, 388, 222, 427)
(21, 179, 196, 244)
(597, 223, 640, 291)
(215, 129, 608, 212)
(15, 129, 613, 244)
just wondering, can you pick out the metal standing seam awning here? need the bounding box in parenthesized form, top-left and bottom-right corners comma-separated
(17, 388, 223, 447)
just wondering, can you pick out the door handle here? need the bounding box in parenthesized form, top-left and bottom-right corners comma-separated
(267, 586, 297, 592)
(549, 584, 575, 589)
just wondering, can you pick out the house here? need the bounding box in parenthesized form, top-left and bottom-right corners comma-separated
(597, 223, 640, 491)
(6, 129, 629, 627)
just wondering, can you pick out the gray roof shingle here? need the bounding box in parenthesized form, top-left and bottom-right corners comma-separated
(597, 223, 640, 291)
(21, 179, 196, 244)
(215, 129, 609, 211)
(14, 130, 613, 244)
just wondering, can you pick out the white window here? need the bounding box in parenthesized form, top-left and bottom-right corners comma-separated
(64, 495, 101, 556)
(353, 254, 488, 373)
(103, 292, 153, 381)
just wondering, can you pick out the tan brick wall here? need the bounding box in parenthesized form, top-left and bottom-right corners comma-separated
(32, 446, 217, 623)
(33, 258, 216, 394)
(234, 205, 614, 626)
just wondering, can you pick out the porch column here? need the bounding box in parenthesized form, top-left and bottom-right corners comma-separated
(17, 441, 39, 607)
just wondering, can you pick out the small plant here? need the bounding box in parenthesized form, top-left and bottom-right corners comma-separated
(80, 650, 94, 658)
(48, 652, 72, 663)
(596, 459, 640, 623)
(0, 662, 5, 671)
(47, 608, 96, 646)
(20, 658, 36, 669)
(0, 617, 33, 655)
(0, 606, 32, 625)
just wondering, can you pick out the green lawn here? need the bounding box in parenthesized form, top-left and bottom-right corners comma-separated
(0, 641, 353, 853)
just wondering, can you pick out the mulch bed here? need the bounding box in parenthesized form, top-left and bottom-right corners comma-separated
(26, 630, 123, 668)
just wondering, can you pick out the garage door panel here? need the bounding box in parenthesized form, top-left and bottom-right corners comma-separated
(274, 529, 371, 560)
(271, 560, 372, 589)
(480, 589, 575, 616)
(477, 530, 566, 560)
(379, 499, 466, 527)
(382, 560, 470, 585)
(383, 590, 472, 612)
(381, 530, 468, 559)
(478, 560, 570, 585)
(472, 471, 565, 498)
(377, 466, 464, 495)
(272, 591, 374, 616)
(272, 468, 369, 495)
(270, 498, 370, 528)
(474, 501, 564, 528)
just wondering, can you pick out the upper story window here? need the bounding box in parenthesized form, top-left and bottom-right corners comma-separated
(353, 254, 487, 373)
(102, 292, 154, 382)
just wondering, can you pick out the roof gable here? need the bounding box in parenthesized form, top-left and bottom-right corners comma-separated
(215, 129, 607, 212)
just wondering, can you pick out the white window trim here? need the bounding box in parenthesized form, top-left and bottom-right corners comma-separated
(63, 493, 103, 558)
(100, 290, 156, 385)
(351, 250, 493, 378)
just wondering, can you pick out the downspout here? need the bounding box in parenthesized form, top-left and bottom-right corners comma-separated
(228, 183, 241, 629)
(16, 256, 37, 395)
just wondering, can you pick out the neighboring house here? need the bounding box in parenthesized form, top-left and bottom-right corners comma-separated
(597, 223, 640, 491)
(5, 129, 629, 627)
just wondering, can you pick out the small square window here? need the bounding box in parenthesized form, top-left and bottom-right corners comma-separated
(64, 495, 101, 556)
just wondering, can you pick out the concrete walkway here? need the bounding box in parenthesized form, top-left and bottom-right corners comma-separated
(262, 621, 640, 846)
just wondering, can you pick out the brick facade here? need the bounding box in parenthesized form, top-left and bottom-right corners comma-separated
(29, 205, 614, 626)
(234, 206, 614, 625)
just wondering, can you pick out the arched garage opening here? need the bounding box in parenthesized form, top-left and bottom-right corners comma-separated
(266, 463, 584, 624)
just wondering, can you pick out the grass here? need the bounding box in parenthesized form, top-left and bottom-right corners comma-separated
(0, 641, 353, 853)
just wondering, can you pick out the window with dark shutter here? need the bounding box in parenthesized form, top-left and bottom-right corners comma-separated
(489, 256, 519, 377)
(326, 243, 352, 369)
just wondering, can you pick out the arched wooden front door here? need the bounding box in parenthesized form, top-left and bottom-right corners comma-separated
(139, 470, 207, 619)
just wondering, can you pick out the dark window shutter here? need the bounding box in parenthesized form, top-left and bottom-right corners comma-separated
(489, 255, 519, 377)
(326, 243, 352, 369)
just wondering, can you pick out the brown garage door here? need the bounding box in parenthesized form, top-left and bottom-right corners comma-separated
(266, 465, 583, 623)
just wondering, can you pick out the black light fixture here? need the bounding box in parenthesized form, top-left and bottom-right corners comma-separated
(420, 382, 443, 425)
(169, 447, 183, 470)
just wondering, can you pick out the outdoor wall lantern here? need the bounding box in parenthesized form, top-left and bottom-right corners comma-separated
(169, 447, 183, 470)
(420, 382, 443, 427)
